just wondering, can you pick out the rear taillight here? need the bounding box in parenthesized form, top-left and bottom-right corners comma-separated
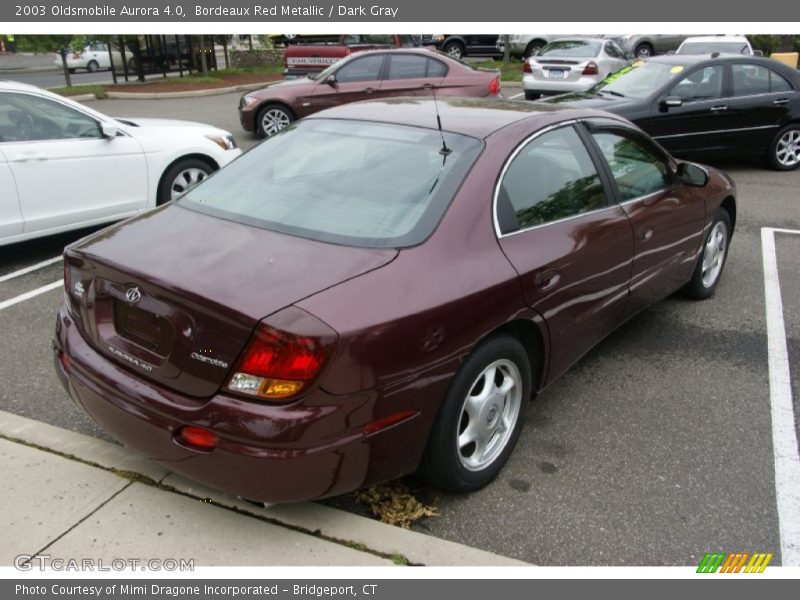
(489, 76, 501, 95)
(176, 426, 217, 451)
(523, 60, 532, 74)
(582, 61, 599, 76)
(226, 307, 337, 402)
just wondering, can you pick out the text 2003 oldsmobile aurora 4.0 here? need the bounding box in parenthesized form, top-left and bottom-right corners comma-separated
(54, 99, 736, 502)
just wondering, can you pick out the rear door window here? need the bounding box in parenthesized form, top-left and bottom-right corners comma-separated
(732, 63, 770, 95)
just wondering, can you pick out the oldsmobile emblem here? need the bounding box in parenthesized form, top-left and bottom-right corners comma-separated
(125, 286, 142, 304)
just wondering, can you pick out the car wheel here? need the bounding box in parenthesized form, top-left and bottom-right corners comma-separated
(443, 42, 465, 60)
(67, 68, 76, 74)
(766, 124, 800, 171)
(421, 334, 532, 493)
(523, 40, 544, 59)
(157, 158, 215, 205)
(86, 60, 99, 73)
(524, 90, 541, 101)
(256, 104, 295, 138)
(634, 43, 654, 58)
(682, 208, 732, 299)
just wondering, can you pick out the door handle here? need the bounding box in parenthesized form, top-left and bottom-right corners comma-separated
(638, 227, 654, 242)
(14, 152, 46, 162)
(420, 83, 434, 89)
(773, 98, 789, 105)
(709, 105, 728, 112)
(364, 87, 376, 94)
(534, 269, 561, 291)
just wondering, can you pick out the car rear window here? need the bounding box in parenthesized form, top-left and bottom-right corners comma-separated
(180, 119, 483, 248)
(678, 42, 750, 55)
(539, 40, 601, 58)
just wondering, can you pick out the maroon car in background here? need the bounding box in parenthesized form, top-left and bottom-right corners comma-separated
(55, 99, 735, 503)
(239, 48, 501, 137)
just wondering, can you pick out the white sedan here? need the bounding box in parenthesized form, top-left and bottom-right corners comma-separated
(53, 42, 135, 73)
(0, 81, 241, 247)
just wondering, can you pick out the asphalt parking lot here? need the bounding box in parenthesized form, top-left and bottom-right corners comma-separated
(1, 90, 798, 566)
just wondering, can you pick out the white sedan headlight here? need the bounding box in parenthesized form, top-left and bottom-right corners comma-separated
(205, 133, 238, 151)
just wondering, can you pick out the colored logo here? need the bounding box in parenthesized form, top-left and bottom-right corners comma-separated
(697, 552, 773, 573)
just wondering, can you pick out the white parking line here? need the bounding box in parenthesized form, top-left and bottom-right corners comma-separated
(508, 92, 524, 100)
(0, 280, 63, 311)
(761, 227, 800, 566)
(0, 256, 61, 284)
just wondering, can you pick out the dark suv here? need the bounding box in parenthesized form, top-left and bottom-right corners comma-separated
(421, 34, 501, 60)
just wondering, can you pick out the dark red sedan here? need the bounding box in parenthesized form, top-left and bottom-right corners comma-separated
(238, 48, 501, 137)
(55, 99, 735, 502)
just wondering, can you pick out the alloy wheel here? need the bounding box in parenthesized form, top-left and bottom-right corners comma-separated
(456, 359, 523, 471)
(775, 129, 800, 168)
(170, 167, 208, 200)
(701, 221, 727, 288)
(260, 108, 291, 137)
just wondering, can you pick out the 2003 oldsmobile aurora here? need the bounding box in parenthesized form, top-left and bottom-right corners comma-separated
(54, 99, 736, 502)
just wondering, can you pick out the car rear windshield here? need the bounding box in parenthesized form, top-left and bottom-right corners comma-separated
(180, 119, 483, 248)
(539, 40, 601, 58)
(678, 42, 750, 55)
(594, 61, 680, 99)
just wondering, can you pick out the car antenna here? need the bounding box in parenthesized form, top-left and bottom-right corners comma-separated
(432, 87, 452, 158)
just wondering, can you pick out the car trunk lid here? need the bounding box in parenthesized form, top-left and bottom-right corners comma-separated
(64, 205, 397, 398)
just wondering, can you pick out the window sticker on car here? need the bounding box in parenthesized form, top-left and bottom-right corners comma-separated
(671, 66, 685, 74)
(603, 62, 641, 84)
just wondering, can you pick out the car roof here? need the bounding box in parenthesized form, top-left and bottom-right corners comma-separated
(547, 37, 606, 44)
(306, 97, 618, 139)
(647, 54, 774, 66)
(680, 35, 750, 44)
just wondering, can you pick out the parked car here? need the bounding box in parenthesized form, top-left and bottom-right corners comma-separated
(283, 34, 419, 78)
(497, 35, 564, 59)
(604, 34, 691, 58)
(53, 41, 135, 73)
(240, 49, 501, 138)
(420, 34, 501, 60)
(523, 38, 629, 100)
(676, 36, 755, 56)
(542, 54, 800, 170)
(0, 81, 241, 247)
(56, 98, 736, 502)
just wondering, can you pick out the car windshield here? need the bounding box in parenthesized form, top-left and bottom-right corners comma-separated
(539, 40, 601, 58)
(678, 42, 749, 55)
(593, 61, 681, 99)
(180, 119, 483, 248)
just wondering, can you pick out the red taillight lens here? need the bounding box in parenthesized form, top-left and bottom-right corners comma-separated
(523, 60, 532, 74)
(582, 61, 599, 76)
(177, 426, 217, 451)
(489, 76, 501, 95)
(226, 307, 337, 402)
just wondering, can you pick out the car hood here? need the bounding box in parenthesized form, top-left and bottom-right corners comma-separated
(248, 77, 316, 98)
(114, 116, 226, 130)
(540, 91, 637, 112)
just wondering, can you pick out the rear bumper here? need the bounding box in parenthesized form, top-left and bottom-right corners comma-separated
(54, 305, 436, 503)
(523, 73, 600, 94)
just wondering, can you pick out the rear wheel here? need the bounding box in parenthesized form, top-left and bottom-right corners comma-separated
(421, 334, 532, 493)
(443, 41, 465, 60)
(157, 158, 215, 205)
(524, 90, 541, 101)
(634, 43, 654, 58)
(682, 208, 731, 299)
(256, 103, 295, 138)
(766, 124, 800, 171)
(523, 40, 545, 59)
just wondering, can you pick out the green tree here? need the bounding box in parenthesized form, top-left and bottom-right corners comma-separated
(17, 35, 83, 86)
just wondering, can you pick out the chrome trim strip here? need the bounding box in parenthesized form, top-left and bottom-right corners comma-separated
(653, 124, 779, 140)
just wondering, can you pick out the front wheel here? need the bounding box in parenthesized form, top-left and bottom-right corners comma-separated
(86, 60, 99, 73)
(256, 104, 295, 138)
(766, 124, 800, 171)
(682, 208, 731, 299)
(157, 158, 214, 205)
(443, 42, 465, 60)
(634, 43, 654, 58)
(421, 334, 532, 493)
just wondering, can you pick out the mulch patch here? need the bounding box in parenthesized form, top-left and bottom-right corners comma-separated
(109, 72, 283, 93)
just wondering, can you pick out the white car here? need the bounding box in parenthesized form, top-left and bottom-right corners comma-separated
(0, 81, 241, 247)
(523, 38, 629, 100)
(676, 36, 755, 56)
(53, 42, 135, 73)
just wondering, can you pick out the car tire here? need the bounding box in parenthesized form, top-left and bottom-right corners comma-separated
(256, 103, 295, 139)
(421, 334, 532, 493)
(67, 68, 76, 74)
(86, 60, 100, 73)
(766, 124, 800, 171)
(634, 43, 654, 58)
(524, 90, 541, 101)
(523, 40, 545, 59)
(682, 208, 732, 300)
(443, 41, 465, 60)
(157, 158, 215, 206)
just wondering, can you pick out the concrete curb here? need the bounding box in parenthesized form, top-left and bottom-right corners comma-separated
(0, 409, 529, 567)
(64, 93, 97, 102)
(105, 81, 274, 100)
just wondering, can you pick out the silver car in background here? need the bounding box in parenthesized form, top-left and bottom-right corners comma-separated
(522, 38, 629, 100)
(603, 34, 690, 58)
(497, 34, 563, 59)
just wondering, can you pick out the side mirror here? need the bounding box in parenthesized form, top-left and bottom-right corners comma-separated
(100, 121, 118, 138)
(661, 96, 683, 109)
(676, 162, 709, 187)
(325, 75, 337, 87)
(753, 49, 764, 57)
